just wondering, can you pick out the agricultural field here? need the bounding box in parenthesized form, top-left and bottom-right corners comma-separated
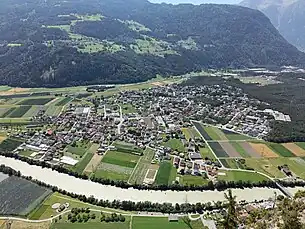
(155, 161, 176, 185)
(249, 142, 278, 158)
(218, 142, 241, 157)
(1, 221, 51, 229)
(94, 168, 130, 181)
(7, 106, 31, 118)
(222, 129, 253, 140)
(128, 147, 155, 184)
(217, 170, 269, 182)
(282, 143, 305, 156)
(0, 175, 52, 216)
(101, 150, 140, 168)
(230, 142, 250, 158)
(199, 146, 216, 160)
(181, 127, 201, 141)
(132, 216, 204, 229)
(208, 142, 229, 158)
(18, 97, 54, 105)
(45, 105, 63, 116)
(267, 143, 295, 157)
(162, 138, 185, 153)
(55, 97, 73, 106)
(73, 153, 94, 174)
(0, 138, 23, 151)
(0, 107, 15, 118)
(192, 121, 212, 140)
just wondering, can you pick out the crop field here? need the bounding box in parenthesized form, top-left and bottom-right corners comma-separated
(129, 147, 155, 184)
(0, 107, 9, 117)
(230, 142, 250, 158)
(219, 142, 241, 157)
(55, 97, 73, 106)
(267, 143, 295, 157)
(296, 142, 305, 150)
(249, 143, 278, 158)
(0, 107, 15, 118)
(113, 141, 143, 155)
(66, 145, 88, 157)
(238, 142, 261, 158)
(283, 143, 305, 156)
(155, 161, 176, 185)
(220, 159, 239, 169)
(73, 153, 94, 174)
(203, 126, 223, 140)
(208, 142, 229, 157)
(132, 216, 203, 229)
(7, 106, 31, 117)
(162, 138, 185, 153)
(101, 150, 140, 168)
(199, 146, 216, 159)
(84, 153, 103, 174)
(0, 176, 51, 216)
(22, 106, 41, 118)
(0, 138, 23, 151)
(94, 168, 130, 181)
(217, 170, 269, 182)
(5, 221, 51, 229)
(18, 97, 54, 105)
(45, 105, 62, 116)
(192, 121, 212, 140)
(245, 158, 285, 178)
(222, 129, 252, 140)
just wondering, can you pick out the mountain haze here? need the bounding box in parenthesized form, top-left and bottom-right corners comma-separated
(0, 0, 304, 87)
(240, 0, 305, 52)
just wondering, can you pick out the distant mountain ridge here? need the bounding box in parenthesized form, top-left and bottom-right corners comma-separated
(0, 0, 304, 87)
(240, 0, 305, 52)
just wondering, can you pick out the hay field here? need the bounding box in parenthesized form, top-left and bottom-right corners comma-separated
(249, 143, 278, 158)
(282, 143, 305, 156)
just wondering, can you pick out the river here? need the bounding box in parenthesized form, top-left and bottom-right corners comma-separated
(0, 156, 303, 204)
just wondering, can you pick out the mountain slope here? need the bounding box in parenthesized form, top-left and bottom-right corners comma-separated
(0, 0, 304, 87)
(240, 0, 305, 52)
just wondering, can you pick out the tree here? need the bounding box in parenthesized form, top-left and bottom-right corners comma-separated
(223, 189, 238, 229)
(279, 198, 303, 229)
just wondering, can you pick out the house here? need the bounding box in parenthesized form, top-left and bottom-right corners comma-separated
(189, 152, 202, 160)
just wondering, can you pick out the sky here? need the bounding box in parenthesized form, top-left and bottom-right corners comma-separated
(149, 0, 240, 4)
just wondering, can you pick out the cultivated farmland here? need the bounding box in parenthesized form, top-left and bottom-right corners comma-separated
(219, 142, 241, 157)
(249, 143, 278, 158)
(192, 121, 212, 140)
(267, 143, 295, 157)
(55, 97, 73, 106)
(18, 97, 54, 105)
(73, 153, 94, 174)
(7, 106, 31, 117)
(238, 142, 261, 158)
(0, 175, 51, 216)
(283, 143, 305, 156)
(208, 142, 229, 157)
(230, 142, 250, 158)
(217, 170, 268, 182)
(0, 138, 23, 151)
(129, 147, 155, 184)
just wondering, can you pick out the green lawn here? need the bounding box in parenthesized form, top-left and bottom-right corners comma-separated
(132, 216, 203, 229)
(155, 161, 176, 185)
(94, 169, 130, 181)
(163, 138, 185, 153)
(217, 170, 269, 182)
(19, 150, 35, 157)
(267, 143, 295, 157)
(178, 175, 209, 186)
(101, 150, 140, 168)
(231, 142, 249, 158)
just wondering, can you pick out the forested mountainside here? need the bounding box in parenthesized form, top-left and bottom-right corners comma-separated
(0, 0, 305, 87)
(240, 0, 305, 52)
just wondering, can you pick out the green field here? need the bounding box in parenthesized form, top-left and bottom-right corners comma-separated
(101, 150, 140, 168)
(199, 146, 216, 159)
(0, 138, 23, 151)
(94, 169, 130, 181)
(203, 126, 222, 140)
(120, 103, 136, 114)
(0, 107, 15, 118)
(73, 153, 94, 174)
(267, 143, 295, 157)
(296, 142, 305, 150)
(66, 144, 88, 157)
(155, 161, 176, 185)
(132, 216, 203, 229)
(231, 142, 249, 158)
(162, 138, 185, 153)
(245, 158, 285, 178)
(22, 106, 40, 118)
(45, 105, 62, 116)
(178, 175, 209, 186)
(19, 149, 35, 157)
(55, 97, 73, 106)
(217, 170, 269, 182)
(18, 97, 54, 105)
(7, 106, 31, 117)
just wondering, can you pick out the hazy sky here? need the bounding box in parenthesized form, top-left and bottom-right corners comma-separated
(149, 0, 240, 4)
